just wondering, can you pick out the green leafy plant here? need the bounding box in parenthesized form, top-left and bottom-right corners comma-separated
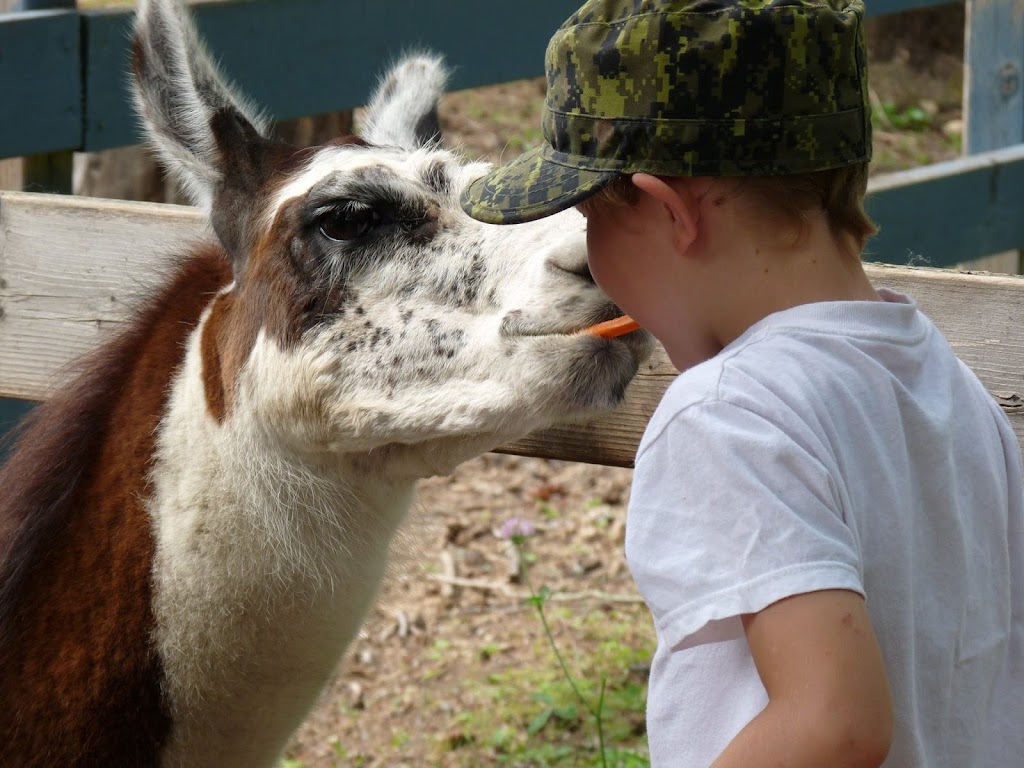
(527, 692, 579, 736)
(499, 516, 646, 768)
(878, 101, 934, 132)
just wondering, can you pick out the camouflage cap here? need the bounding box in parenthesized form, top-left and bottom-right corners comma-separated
(462, 0, 870, 224)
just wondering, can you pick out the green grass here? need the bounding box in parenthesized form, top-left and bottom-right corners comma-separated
(877, 101, 934, 132)
(432, 609, 653, 767)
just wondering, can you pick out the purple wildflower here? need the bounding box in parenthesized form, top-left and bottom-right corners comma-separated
(498, 516, 536, 541)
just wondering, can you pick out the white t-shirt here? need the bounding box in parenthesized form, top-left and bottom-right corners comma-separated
(626, 290, 1024, 767)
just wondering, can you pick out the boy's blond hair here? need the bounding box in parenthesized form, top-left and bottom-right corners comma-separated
(579, 164, 877, 256)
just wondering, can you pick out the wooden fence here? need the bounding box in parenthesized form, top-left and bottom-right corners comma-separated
(0, 190, 1021, 466)
(1, 0, 1023, 463)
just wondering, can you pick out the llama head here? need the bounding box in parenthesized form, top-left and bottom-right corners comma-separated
(132, 0, 653, 475)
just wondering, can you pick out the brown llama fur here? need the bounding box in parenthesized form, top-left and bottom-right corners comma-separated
(0, 250, 230, 763)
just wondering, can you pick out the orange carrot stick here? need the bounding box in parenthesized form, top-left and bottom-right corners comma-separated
(586, 315, 640, 338)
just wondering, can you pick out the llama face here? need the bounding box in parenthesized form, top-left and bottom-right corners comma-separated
(236, 144, 648, 461)
(132, 0, 651, 468)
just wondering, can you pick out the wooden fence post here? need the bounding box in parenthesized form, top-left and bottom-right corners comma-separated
(17, 0, 75, 195)
(963, 0, 1024, 272)
(964, 0, 1024, 152)
(0, 0, 20, 190)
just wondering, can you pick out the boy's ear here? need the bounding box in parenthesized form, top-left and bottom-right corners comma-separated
(631, 174, 703, 257)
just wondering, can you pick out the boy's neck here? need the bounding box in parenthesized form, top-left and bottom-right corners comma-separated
(658, 209, 880, 371)
(709, 215, 880, 349)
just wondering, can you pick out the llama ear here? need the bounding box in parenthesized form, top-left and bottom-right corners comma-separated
(360, 54, 448, 150)
(131, 0, 270, 211)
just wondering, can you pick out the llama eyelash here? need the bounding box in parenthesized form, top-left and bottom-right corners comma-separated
(306, 196, 431, 240)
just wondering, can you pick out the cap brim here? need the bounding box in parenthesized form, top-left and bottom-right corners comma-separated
(461, 144, 623, 225)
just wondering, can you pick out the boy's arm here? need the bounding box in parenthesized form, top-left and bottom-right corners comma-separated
(709, 589, 893, 768)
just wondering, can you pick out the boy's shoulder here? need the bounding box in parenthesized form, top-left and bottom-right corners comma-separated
(640, 326, 815, 449)
(644, 294, 941, 448)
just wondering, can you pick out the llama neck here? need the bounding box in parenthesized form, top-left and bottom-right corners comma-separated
(0, 251, 234, 764)
(149, 322, 415, 767)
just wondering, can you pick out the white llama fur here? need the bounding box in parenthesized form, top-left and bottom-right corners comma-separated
(130, 0, 653, 764)
(359, 52, 450, 149)
(152, 328, 411, 766)
(132, 0, 269, 209)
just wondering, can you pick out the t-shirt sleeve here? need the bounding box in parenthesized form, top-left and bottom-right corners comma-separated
(627, 399, 864, 652)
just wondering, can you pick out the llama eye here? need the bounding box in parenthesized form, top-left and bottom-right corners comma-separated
(318, 206, 382, 242)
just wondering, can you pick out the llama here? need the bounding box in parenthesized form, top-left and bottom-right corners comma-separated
(0, 0, 651, 765)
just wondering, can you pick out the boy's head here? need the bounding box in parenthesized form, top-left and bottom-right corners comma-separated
(461, 0, 873, 246)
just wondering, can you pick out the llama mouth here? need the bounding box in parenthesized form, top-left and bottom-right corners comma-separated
(499, 308, 634, 340)
(498, 311, 567, 338)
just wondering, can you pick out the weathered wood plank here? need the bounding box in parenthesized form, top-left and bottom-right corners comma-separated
(1, 191, 1022, 467)
(504, 263, 1024, 465)
(0, 159, 21, 192)
(0, 192, 208, 400)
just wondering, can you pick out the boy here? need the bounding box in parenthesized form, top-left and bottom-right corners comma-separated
(462, 1, 1024, 766)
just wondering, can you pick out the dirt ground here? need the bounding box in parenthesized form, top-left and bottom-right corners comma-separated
(286, 455, 645, 767)
(282, 13, 969, 767)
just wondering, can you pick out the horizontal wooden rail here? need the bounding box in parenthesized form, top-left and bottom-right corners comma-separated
(1, 0, 964, 159)
(1, 190, 1021, 467)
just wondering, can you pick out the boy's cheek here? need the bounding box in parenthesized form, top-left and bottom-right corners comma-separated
(584, 237, 620, 296)
(585, 253, 615, 300)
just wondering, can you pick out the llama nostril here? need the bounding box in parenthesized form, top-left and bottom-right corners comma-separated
(576, 260, 594, 284)
(547, 255, 594, 284)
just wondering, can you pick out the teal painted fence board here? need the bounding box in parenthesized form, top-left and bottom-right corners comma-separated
(0, 9, 80, 159)
(0, 0, 967, 157)
(865, 145, 1024, 267)
(79, 9, 133, 154)
(868, 0, 960, 14)
(81, 0, 583, 151)
(0, 397, 34, 466)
